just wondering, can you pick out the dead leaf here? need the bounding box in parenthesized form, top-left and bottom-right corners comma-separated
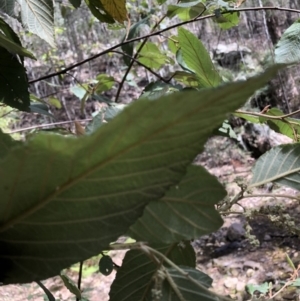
(100, 0, 127, 23)
(74, 121, 85, 136)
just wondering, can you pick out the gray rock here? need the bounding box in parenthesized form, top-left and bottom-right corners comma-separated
(227, 223, 245, 242)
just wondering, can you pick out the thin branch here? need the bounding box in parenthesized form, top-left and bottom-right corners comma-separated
(220, 193, 300, 215)
(236, 109, 296, 119)
(28, 6, 300, 85)
(115, 11, 168, 102)
(274, 109, 300, 119)
(8, 119, 91, 134)
(242, 193, 300, 201)
(219, 189, 244, 212)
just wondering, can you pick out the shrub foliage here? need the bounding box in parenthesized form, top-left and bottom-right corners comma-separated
(1, 0, 300, 300)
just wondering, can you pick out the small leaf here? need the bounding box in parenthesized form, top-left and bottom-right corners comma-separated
(291, 278, 300, 287)
(168, 35, 179, 54)
(30, 103, 53, 117)
(212, 120, 237, 139)
(172, 70, 199, 87)
(137, 42, 168, 70)
(99, 255, 114, 276)
(246, 282, 269, 296)
(214, 11, 240, 29)
(140, 82, 177, 100)
(178, 27, 222, 88)
(60, 273, 82, 299)
(48, 97, 62, 109)
(286, 252, 296, 271)
(95, 74, 115, 93)
(167, 1, 205, 21)
(70, 85, 88, 99)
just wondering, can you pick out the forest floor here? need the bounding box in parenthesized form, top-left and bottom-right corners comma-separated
(1, 135, 300, 301)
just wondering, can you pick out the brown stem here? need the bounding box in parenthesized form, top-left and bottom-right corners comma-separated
(111, 50, 169, 83)
(115, 12, 168, 102)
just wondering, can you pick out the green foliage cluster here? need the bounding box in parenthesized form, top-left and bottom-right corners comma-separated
(1, 0, 300, 300)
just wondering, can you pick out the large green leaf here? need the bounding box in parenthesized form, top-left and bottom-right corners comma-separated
(0, 130, 21, 158)
(250, 143, 300, 189)
(0, 47, 30, 111)
(0, 65, 282, 284)
(178, 27, 222, 88)
(18, 0, 54, 47)
(110, 243, 196, 301)
(275, 19, 300, 64)
(128, 165, 224, 244)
